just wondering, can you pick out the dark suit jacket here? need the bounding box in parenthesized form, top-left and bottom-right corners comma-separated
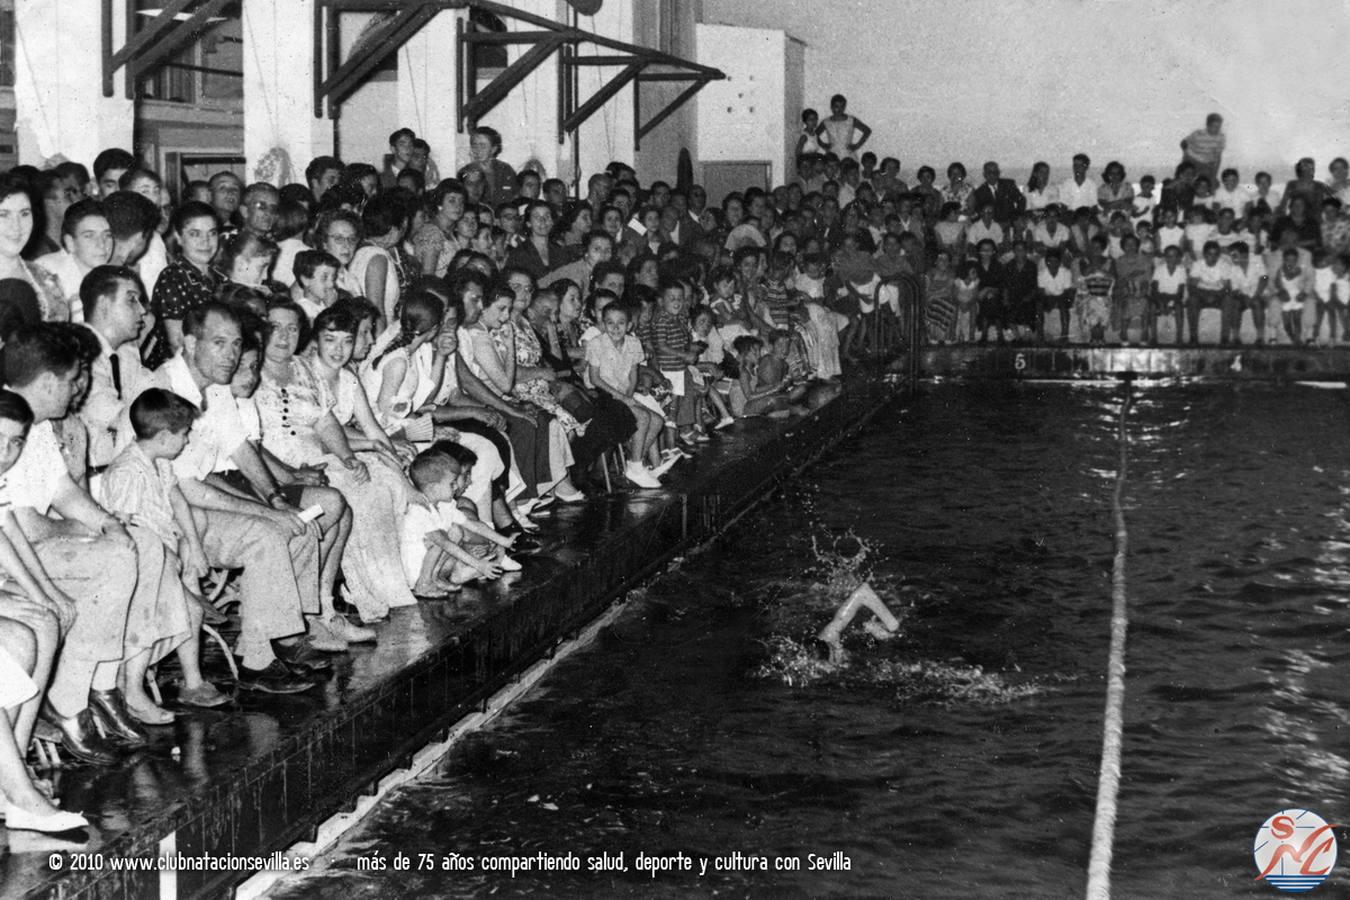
(971, 179, 1026, 225)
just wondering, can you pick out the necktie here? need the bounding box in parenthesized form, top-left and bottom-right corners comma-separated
(109, 353, 123, 400)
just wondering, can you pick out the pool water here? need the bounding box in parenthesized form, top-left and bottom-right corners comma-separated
(271, 382, 1350, 898)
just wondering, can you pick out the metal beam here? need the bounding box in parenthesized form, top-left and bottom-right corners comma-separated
(636, 71, 704, 83)
(323, 3, 440, 111)
(636, 76, 710, 148)
(127, 0, 234, 85)
(561, 61, 643, 133)
(104, 0, 199, 96)
(565, 55, 634, 67)
(462, 30, 556, 44)
(461, 34, 565, 127)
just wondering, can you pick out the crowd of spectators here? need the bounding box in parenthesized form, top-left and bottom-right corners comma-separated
(0, 121, 852, 833)
(2, 96, 1342, 833)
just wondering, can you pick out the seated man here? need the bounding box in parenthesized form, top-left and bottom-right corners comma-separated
(158, 302, 328, 694)
(2, 325, 142, 765)
(77, 265, 158, 471)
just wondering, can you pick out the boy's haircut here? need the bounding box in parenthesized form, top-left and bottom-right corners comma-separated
(917, 165, 936, 180)
(1230, 241, 1250, 255)
(182, 300, 240, 340)
(93, 148, 137, 182)
(0, 389, 33, 429)
(429, 439, 478, 468)
(1073, 153, 1091, 166)
(597, 293, 626, 319)
(830, 93, 846, 106)
(54, 161, 91, 187)
(2, 323, 82, 386)
(801, 108, 817, 123)
(397, 168, 426, 193)
(1221, 168, 1239, 180)
(389, 127, 415, 146)
(102, 191, 160, 242)
(130, 387, 199, 440)
(409, 448, 462, 491)
(294, 249, 341, 283)
(273, 200, 312, 242)
(62, 198, 108, 240)
(731, 334, 762, 356)
(305, 155, 344, 185)
(1202, 240, 1221, 254)
(80, 265, 141, 320)
(1140, 174, 1156, 185)
(860, 151, 877, 166)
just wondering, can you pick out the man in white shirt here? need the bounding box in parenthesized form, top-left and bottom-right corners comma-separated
(78, 266, 161, 470)
(1212, 169, 1255, 217)
(4, 324, 144, 764)
(1058, 153, 1100, 214)
(160, 302, 325, 694)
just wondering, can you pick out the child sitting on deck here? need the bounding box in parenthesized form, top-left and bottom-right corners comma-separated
(729, 335, 795, 419)
(99, 388, 228, 714)
(403, 444, 518, 597)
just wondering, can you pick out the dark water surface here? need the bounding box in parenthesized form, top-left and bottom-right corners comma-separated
(271, 383, 1350, 899)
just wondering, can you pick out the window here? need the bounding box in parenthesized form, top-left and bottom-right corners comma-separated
(135, 2, 242, 106)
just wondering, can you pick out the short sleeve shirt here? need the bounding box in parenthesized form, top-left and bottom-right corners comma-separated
(1153, 260, 1189, 294)
(4, 421, 65, 515)
(1314, 266, 1349, 303)
(1038, 264, 1075, 295)
(152, 258, 218, 321)
(1230, 258, 1267, 296)
(584, 333, 643, 392)
(1191, 257, 1233, 291)
(650, 310, 690, 370)
(160, 354, 247, 480)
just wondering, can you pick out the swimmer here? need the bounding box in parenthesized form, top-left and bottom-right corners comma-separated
(817, 583, 901, 664)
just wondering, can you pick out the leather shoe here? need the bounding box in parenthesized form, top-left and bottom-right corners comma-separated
(272, 641, 333, 674)
(89, 689, 150, 748)
(39, 700, 121, 766)
(235, 660, 314, 694)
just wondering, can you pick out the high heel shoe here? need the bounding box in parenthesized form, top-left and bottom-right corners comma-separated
(3, 803, 89, 833)
(88, 690, 150, 748)
(38, 699, 122, 766)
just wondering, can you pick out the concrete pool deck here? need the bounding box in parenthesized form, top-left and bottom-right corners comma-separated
(1, 368, 900, 900)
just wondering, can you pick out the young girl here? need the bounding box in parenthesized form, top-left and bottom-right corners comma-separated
(953, 261, 982, 344)
(925, 250, 958, 344)
(690, 306, 736, 428)
(1311, 252, 1349, 345)
(584, 304, 665, 488)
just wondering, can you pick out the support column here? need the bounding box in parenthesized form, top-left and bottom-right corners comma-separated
(398, 10, 464, 185)
(241, 0, 335, 186)
(14, 0, 135, 167)
(575, 0, 636, 186)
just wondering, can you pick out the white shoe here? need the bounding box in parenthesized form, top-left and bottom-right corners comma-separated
(327, 615, 377, 644)
(714, 416, 735, 430)
(648, 455, 679, 478)
(625, 462, 661, 488)
(4, 804, 89, 833)
(499, 555, 522, 572)
(553, 486, 586, 503)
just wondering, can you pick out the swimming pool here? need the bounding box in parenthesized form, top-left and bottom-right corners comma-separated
(271, 381, 1350, 898)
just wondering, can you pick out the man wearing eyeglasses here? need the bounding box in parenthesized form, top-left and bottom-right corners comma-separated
(241, 183, 280, 241)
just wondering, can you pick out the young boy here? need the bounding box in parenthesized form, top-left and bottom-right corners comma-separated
(761, 251, 797, 327)
(293, 249, 341, 323)
(99, 388, 228, 713)
(403, 445, 518, 597)
(1275, 247, 1312, 345)
(1311, 252, 1350, 345)
(651, 280, 702, 445)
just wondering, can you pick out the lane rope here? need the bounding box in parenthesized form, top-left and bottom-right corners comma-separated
(1085, 385, 1134, 900)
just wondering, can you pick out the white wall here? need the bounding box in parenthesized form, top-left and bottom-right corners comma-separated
(696, 25, 786, 181)
(702, 0, 1350, 184)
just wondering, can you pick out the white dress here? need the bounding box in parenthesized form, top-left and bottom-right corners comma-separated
(349, 244, 400, 317)
(256, 357, 418, 617)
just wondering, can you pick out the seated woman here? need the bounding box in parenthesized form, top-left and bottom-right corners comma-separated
(255, 300, 415, 629)
(217, 231, 281, 295)
(359, 292, 526, 535)
(312, 210, 364, 298)
(460, 281, 582, 502)
(147, 201, 220, 368)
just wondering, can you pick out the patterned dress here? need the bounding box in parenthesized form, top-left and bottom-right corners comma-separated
(255, 356, 417, 619)
(500, 315, 581, 434)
